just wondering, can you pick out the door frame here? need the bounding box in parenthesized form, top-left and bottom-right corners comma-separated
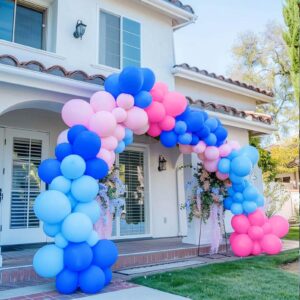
(0, 127, 4, 250)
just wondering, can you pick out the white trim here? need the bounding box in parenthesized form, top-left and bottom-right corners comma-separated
(91, 63, 120, 74)
(172, 66, 273, 104)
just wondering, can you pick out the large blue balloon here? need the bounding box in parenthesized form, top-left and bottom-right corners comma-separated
(55, 143, 73, 161)
(93, 240, 118, 269)
(104, 73, 121, 98)
(61, 155, 86, 180)
(56, 269, 78, 294)
(68, 125, 87, 144)
(231, 156, 252, 177)
(74, 201, 101, 224)
(243, 185, 259, 201)
(218, 158, 231, 174)
(64, 242, 93, 272)
(243, 201, 257, 214)
(119, 66, 143, 95)
(73, 131, 101, 160)
(204, 133, 217, 146)
(185, 111, 204, 132)
(38, 159, 61, 184)
(229, 172, 244, 184)
(240, 146, 259, 165)
(230, 202, 243, 215)
(49, 176, 71, 194)
(141, 68, 155, 91)
(71, 175, 99, 203)
(85, 158, 109, 180)
(160, 130, 177, 148)
(205, 118, 218, 132)
(134, 91, 152, 108)
(79, 265, 105, 294)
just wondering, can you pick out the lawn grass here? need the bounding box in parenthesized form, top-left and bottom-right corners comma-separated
(131, 249, 299, 300)
(284, 226, 299, 241)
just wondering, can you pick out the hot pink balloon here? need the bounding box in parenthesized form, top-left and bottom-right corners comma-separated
(147, 123, 162, 137)
(159, 116, 175, 131)
(150, 82, 168, 102)
(101, 136, 118, 151)
(248, 209, 266, 227)
(260, 234, 282, 255)
(269, 215, 289, 238)
(90, 91, 116, 112)
(251, 241, 262, 256)
(145, 102, 166, 123)
(228, 140, 241, 150)
(204, 159, 219, 172)
(248, 225, 264, 240)
(193, 141, 206, 154)
(112, 107, 127, 123)
(216, 171, 229, 181)
(262, 221, 273, 234)
(62, 99, 94, 127)
(231, 215, 250, 234)
(163, 92, 187, 117)
(179, 144, 193, 154)
(114, 125, 125, 141)
(57, 129, 69, 145)
(116, 93, 134, 110)
(219, 143, 232, 157)
(204, 146, 220, 161)
(229, 232, 238, 244)
(124, 107, 148, 131)
(231, 233, 253, 257)
(89, 111, 117, 137)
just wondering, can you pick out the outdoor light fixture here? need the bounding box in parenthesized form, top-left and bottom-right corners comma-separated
(73, 20, 87, 39)
(158, 155, 167, 171)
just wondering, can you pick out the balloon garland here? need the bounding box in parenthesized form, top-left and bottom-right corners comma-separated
(33, 66, 289, 294)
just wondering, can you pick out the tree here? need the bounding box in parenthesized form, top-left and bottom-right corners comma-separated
(283, 0, 300, 102)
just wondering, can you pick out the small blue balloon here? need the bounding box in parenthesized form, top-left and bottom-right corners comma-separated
(55, 143, 73, 161)
(230, 202, 243, 215)
(124, 128, 134, 146)
(229, 172, 244, 184)
(104, 73, 121, 98)
(93, 240, 118, 269)
(38, 159, 61, 184)
(239, 146, 259, 165)
(134, 91, 152, 108)
(243, 201, 257, 214)
(214, 126, 228, 141)
(218, 158, 231, 174)
(205, 118, 218, 131)
(227, 187, 235, 197)
(243, 185, 259, 201)
(43, 222, 61, 237)
(49, 176, 71, 194)
(71, 175, 99, 203)
(68, 125, 87, 144)
(73, 131, 101, 160)
(190, 134, 199, 146)
(176, 106, 191, 121)
(255, 194, 265, 207)
(115, 141, 126, 154)
(141, 68, 155, 91)
(87, 231, 99, 247)
(85, 158, 109, 180)
(55, 233, 68, 248)
(174, 121, 187, 135)
(67, 193, 78, 209)
(74, 201, 101, 224)
(61, 155, 86, 180)
(103, 268, 112, 286)
(224, 197, 233, 210)
(119, 66, 143, 95)
(204, 133, 217, 146)
(227, 150, 239, 160)
(79, 265, 106, 294)
(178, 133, 192, 145)
(56, 269, 78, 294)
(231, 156, 252, 177)
(233, 192, 244, 203)
(160, 130, 178, 148)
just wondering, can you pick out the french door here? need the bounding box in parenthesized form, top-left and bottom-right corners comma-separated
(0, 128, 49, 245)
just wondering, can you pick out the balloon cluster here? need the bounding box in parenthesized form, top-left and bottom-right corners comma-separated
(230, 209, 289, 257)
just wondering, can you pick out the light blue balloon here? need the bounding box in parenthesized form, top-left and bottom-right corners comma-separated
(115, 141, 125, 154)
(231, 156, 252, 177)
(229, 172, 244, 184)
(34, 190, 71, 224)
(33, 245, 64, 278)
(227, 187, 235, 197)
(87, 230, 99, 247)
(60, 155, 86, 180)
(74, 201, 101, 224)
(71, 175, 99, 203)
(43, 222, 61, 237)
(49, 176, 71, 194)
(233, 192, 244, 203)
(55, 233, 68, 248)
(240, 146, 259, 165)
(124, 129, 133, 146)
(218, 158, 231, 174)
(61, 212, 93, 243)
(67, 193, 78, 209)
(255, 194, 265, 207)
(243, 185, 259, 201)
(230, 202, 243, 215)
(243, 201, 257, 214)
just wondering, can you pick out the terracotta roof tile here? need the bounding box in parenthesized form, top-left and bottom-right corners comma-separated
(164, 0, 194, 14)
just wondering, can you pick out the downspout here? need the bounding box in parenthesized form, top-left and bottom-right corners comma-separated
(175, 165, 182, 236)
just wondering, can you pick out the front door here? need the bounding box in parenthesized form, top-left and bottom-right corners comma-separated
(1, 128, 49, 245)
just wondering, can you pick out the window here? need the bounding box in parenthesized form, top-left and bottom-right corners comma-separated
(0, 0, 46, 49)
(282, 177, 291, 183)
(99, 10, 141, 69)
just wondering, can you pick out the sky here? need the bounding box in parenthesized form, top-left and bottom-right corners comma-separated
(174, 0, 285, 76)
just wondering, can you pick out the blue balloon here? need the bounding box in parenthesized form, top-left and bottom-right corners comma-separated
(240, 146, 259, 165)
(115, 141, 126, 154)
(71, 175, 99, 203)
(227, 150, 239, 160)
(134, 91, 153, 108)
(93, 240, 118, 269)
(255, 194, 265, 207)
(73, 131, 101, 160)
(233, 192, 244, 203)
(49, 176, 71, 194)
(68, 125, 87, 144)
(231, 156, 252, 177)
(227, 187, 235, 197)
(62, 212, 93, 243)
(190, 134, 200, 146)
(119, 66, 143, 95)
(67, 193, 78, 209)
(204, 133, 217, 146)
(87, 230, 99, 247)
(174, 121, 187, 135)
(205, 118, 218, 132)
(79, 265, 105, 294)
(56, 269, 78, 294)
(178, 133, 192, 145)
(224, 197, 233, 210)
(229, 172, 244, 184)
(55, 233, 68, 248)
(55, 143, 73, 161)
(214, 126, 228, 141)
(230, 202, 243, 215)
(185, 111, 204, 132)
(243, 201, 257, 214)
(141, 68, 155, 91)
(85, 158, 109, 180)
(43, 222, 61, 237)
(243, 185, 259, 201)
(74, 201, 101, 224)
(124, 128, 134, 146)
(104, 73, 121, 98)
(160, 130, 178, 148)
(61, 155, 86, 180)
(64, 242, 93, 272)
(103, 268, 112, 286)
(34, 190, 71, 224)
(218, 158, 231, 174)
(33, 245, 64, 278)
(176, 106, 191, 121)
(38, 159, 61, 184)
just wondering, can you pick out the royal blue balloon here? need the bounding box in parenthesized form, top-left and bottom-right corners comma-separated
(224, 197, 233, 210)
(176, 106, 191, 121)
(230, 202, 243, 215)
(214, 126, 228, 141)
(43, 222, 61, 237)
(68, 125, 87, 144)
(103, 268, 112, 286)
(229, 172, 244, 184)
(243, 185, 259, 201)
(49, 176, 71, 194)
(243, 201, 257, 214)
(38, 159, 61, 184)
(185, 111, 204, 132)
(119, 66, 143, 95)
(227, 187, 235, 197)
(93, 240, 118, 269)
(218, 158, 231, 174)
(190, 134, 200, 146)
(85, 158, 109, 180)
(79, 265, 106, 294)
(255, 194, 265, 207)
(73, 131, 101, 160)
(60, 155, 86, 180)
(141, 68, 155, 91)
(64, 242, 93, 272)
(204, 118, 218, 132)
(104, 73, 121, 98)
(55, 143, 73, 161)
(56, 269, 78, 294)
(204, 133, 217, 146)
(160, 130, 178, 148)
(233, 192, 244, 203)
(174, 121, 187, 135)
(74, 201, 101, 224)
(240, 146, 259, 165)
(178, 133, 192, 145)
(196, 125, 210, 139)
(134, 91, 152, 108)
(71, 175, 99, 203)
(231, 156, 252, 177)
(115, 141, 126, 154)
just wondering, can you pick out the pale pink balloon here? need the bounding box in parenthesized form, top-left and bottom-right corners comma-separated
(108, 151, 116, 167)
(198, 153, 205, 161)
(179, 144, 193, 154)
(268, 215, 289, 238)
(90, 91, 116, 112)
(204, 159, 219, 172)
(116, 93, 134, 110)
(62, 99, 94, 127)
(231, 233, 253, 257)
(204, 146, 220, 161)
(134, 124, 149, 135)
(262, 221, 273, 234)
(112, 107, 127, 123)
(229, 232, 238, 244)
(145, 102, 166, 123)
(228, 140, 241, 150)
(260, 234, 282, 255)
(57, 129, 69, 145)
(114, 125, 125, 141)
(163, 92, 187, 117)
(147, 123, 162, 137)
(159, 116, 175, 131)
(193, 141, 206, 154)
(231, 215, 250, 234)
(248, 209, 266, 227)
(97, 148, 111, 163)
(248, 226, 264, 240)
(101, 136, 118, 151)
(251, 241, 262, 256)
(89, 111, 117, 137)
(123, 107, 148, 131)
(219, 143, 232, 157)
(150, 82, 168, 102)
(216, 171, 229, 181)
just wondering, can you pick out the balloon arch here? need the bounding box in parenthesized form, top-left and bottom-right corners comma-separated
(33, 66, 289, 294)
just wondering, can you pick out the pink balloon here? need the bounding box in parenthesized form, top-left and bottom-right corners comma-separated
(163, 92, 187, 117)
(145, 102, 166, 123)
(150, 82, 168, 102)
(108, 151, 116, 167)
(231, 215, 250, 234)
(231, 233, 253, 257)
(124, 107, 148, 131)
(101, 136, 118, 151)
(204, 146, 220, 161)
(204, 159, 219, 172)
(116, 93, 134, 110)
(159, 116, 175, 131)
(260, 234, 282, 255)
(216, 171, 229, 181)
(179, 144, 193, 154)
(219, 143, 232, 157)
(262, 221, 273, 234)
(89, 111, 117, 137)
(248, 209, 266, 227)
(97, 148, 111, 163)
(90, 91, 116, 112)
(228, 140, 241, 150)
(134, 124, 149, 135)
(112, 107, 127, 123)
(229, 232, 238, 244)
(62, 99, 94, 127)
(193, 141, 206, 154)
(147, 123, 162, 137)
(114, 125, 125, 141)
(251, 241, 262, 256)
(248, 226, 264, 240)
(57, 129, 69, 145)
(269, 215, 289, 238)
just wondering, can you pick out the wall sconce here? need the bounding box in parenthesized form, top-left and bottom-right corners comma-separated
(158, 155, 167, 171)
(73, 20, 87, 39)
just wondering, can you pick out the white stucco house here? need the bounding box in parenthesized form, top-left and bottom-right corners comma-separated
(0, 0, 276, 260)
